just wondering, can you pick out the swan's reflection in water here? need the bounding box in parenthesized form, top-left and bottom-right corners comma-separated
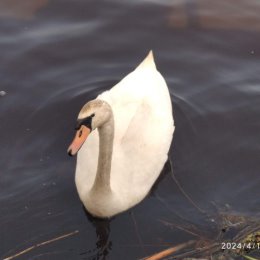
(83, 208, 112, 260)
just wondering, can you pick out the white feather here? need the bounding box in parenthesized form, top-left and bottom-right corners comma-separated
(74, 51, 174, 217)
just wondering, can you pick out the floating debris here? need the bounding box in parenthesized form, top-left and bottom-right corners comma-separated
(142, 211, 260, 260)
(141, 240, 196, 260)
(0, 90, 7, 96)
(3, 230, 79, 260)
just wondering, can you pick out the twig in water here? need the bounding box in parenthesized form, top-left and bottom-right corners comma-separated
(131, 211, 146, 254)
(155, 194, 192, 223)
(159, 219, 201, 238)
(168, 158, 205, 214)
(165, 242, 219, 260)
(241, 255, 259, 260)
(3, 230, 79, 260)
(141, 240, 195, 260)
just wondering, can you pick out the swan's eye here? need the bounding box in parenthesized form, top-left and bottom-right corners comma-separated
(78, 130, 83, 138)
(75, 114, 94, 131)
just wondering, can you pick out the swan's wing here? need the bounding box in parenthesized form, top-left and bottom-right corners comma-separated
(98, 53, 174, 199)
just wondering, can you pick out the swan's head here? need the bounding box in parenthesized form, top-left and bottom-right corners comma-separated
(67, 99, 112, 156)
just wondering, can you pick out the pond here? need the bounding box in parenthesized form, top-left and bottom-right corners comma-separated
(0, 0, 259, 259)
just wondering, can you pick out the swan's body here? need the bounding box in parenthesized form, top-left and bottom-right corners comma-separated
(68, 51, 174, 218)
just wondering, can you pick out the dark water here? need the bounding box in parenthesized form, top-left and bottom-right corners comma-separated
(1, 1, 260, 259)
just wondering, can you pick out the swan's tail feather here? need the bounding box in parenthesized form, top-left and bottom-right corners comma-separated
(136, 50, 157, 70)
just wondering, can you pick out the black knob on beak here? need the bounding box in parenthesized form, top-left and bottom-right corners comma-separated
(67, 148, 73, 157)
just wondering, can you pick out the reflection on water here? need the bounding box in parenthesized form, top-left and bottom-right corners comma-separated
(83, 210, 112, 260)
(0, 0, 48, 19)
(197, 0, 260, 31)
(0, 0, 259, 259)
(168, 0, 260, 31)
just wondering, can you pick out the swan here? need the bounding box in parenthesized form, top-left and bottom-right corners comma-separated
(67, 51, 174, 218)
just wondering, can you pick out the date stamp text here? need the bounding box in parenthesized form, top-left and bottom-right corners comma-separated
(221, 242, 260, 251)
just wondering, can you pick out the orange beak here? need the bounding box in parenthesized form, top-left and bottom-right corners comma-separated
(67, 125, 91, 156)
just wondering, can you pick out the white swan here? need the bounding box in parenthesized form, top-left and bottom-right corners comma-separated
(68, 51, 174, 218)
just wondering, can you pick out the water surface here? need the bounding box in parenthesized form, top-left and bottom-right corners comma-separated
(1, 1, 260, 259)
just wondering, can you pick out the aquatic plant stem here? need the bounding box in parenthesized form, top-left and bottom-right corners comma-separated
(141, 240, 195, 260)
(3, 230, 79, 260)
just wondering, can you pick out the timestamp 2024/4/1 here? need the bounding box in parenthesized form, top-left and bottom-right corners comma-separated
(221, 242, 260, 250)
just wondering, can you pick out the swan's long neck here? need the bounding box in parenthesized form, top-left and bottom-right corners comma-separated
(91, 114, 114, 194)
